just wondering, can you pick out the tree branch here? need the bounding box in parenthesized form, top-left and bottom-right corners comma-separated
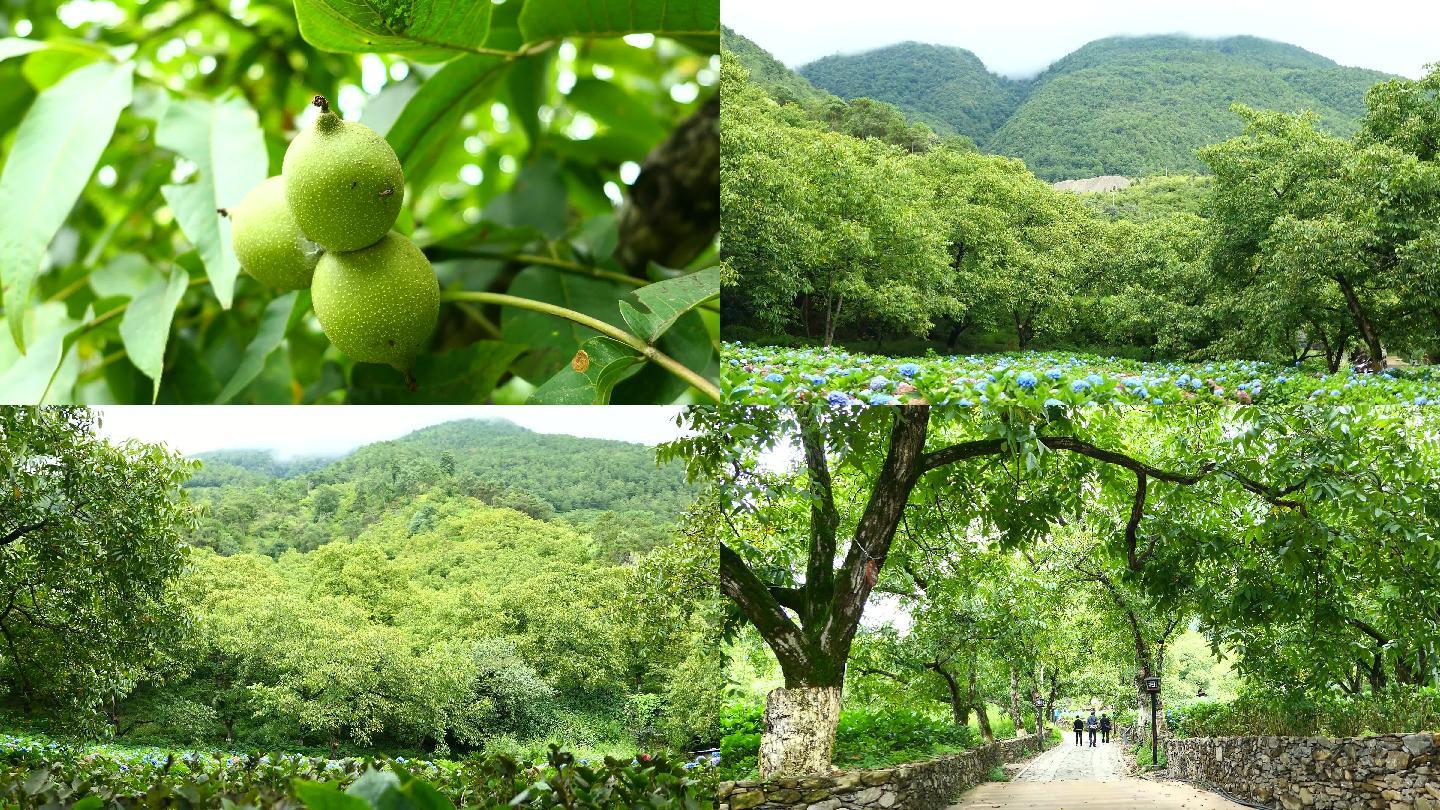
(799, 407, 840, 625)
(829, 407, 932, 653)
(719, 542, 810, 681)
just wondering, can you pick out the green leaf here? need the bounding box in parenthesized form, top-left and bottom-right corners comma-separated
(619, 266, 719, 342)
(482, 156, 568, 238)
(518, 0, 719, 42)
(506, 46, 554, 151)
(90, 253, 161, 299)
(386, 53, 512, 189)
(501, 266, 631, 380)
(294, 780, 373, 810)
(215, 291, 304, 403)
(157, 95, 267, 310)
(528, 336, 644, 404)
(0, 60, 133, 352)
(346, 341, 525, 403)
(119, 266, 189, 402)
(0, 38, 47, 62)
(0, 302, 82, 403)
(611, 309, 714, 403)
(69, 798, 103, 810)
(344, 769, 401, 804)
(293, 0, 493, 62)
(361, 76, 421, 137)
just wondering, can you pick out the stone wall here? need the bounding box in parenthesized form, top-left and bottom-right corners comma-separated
(717, 732, 1042, 810)
(1165, 732, 1440, 810)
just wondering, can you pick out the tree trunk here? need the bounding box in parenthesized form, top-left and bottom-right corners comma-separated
(969, 659, 995, 743)
(974, 701, 995, 744)
(1008, 667, 1027, 735)
(760, 687, 843, 778)
(1335, 274, 1384, 371)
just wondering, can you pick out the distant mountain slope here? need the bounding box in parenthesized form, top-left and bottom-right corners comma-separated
(801, 42, 1027, 142)
(988, 35, 1391, 179)
(721, 26, 833, 105)
(780, 33, 1393, 180)
(186, 418, 692, 556)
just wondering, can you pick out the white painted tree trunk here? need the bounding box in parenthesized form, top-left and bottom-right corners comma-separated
(759, 686, 843, 778)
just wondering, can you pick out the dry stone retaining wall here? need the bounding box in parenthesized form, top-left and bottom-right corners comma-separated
(716, 732, 1042, 810)
(1165, 732, 1440, 810)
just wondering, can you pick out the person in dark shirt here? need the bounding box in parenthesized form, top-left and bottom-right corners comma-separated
(1100, 713, 1112, 743)
(1072, 716, 1084, 746)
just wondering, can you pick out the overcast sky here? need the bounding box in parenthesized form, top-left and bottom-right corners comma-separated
(725, 0, 1439, 79)
(94, 406, 686, 457)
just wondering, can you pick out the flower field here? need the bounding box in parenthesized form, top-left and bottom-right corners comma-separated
(0, 733, 718, 808)
(723, 343, 1440, 409)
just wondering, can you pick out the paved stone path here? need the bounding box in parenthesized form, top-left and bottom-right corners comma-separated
(948, 741, 1251, 809)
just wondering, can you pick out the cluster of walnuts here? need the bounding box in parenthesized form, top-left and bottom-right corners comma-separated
(228, 95, 438, 374)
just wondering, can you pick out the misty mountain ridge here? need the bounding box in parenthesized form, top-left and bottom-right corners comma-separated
(727, 29, 1396, 179)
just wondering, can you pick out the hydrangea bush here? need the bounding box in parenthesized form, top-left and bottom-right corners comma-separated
(725, 343, 1440, 410)
(0, 734, 717, 808)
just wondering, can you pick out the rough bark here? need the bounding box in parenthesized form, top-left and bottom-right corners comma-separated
(760, 687, 843, 779)
(1008, 667, 1028, 735)
(1335, 274, 1385, 371)
(615, 93, 718, 273)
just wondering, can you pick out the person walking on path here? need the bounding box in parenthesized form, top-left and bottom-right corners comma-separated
(1100, 713, 1112, 744)
(1086, 710, 1099, 747)
(1073, 716, 1084, 746)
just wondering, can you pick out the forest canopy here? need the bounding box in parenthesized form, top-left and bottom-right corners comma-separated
(721, 44, 1440, 367)
(0, 410, 718, 760)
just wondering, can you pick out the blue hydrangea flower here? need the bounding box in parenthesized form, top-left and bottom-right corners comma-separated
(869, 375, 890, 391)
(1043, 397, 1065, 410)
(804, 374, 825, 386)
(1417, 396, 1430, 405)
(870, 393, 898, 405)
(826, 391, 850, 406)
(898, 362, 920, 378)
(1086, 373, 1105, 387)
(1016, 371, 1038, 390)
(1045, 369, 1062, 380)
(1071, 379, 1090, 393)
(958, 398, 974, 407)
(763, 373, 784, 383)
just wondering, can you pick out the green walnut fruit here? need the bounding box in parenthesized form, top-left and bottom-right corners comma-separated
(227, 176, 322, 290)
(283, 95, 404, 252)
(311, 231, 439, 373)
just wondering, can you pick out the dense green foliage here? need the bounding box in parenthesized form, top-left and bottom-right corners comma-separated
(782, 33, 1390, 180)
(685, 402, 1440, 773)
(0, 0, 720, 405)
(0, 734, 717, 808)
(0, 408, 198, 736)
(1170, 685, 1440, 739)
(722, 47, 1440, 365)
(1, 412, 719, 767)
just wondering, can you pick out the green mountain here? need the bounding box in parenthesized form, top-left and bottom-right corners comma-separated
(988, 35, 1392, 179)
(721, 25, 834, 105)
(801, 42, 1026, 142)
(778, 34, 1393, 180)
(187, 418, 692, 557)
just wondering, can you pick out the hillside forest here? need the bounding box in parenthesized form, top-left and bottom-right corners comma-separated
(686, 402, 1440, 778)
(720, 31, 1440, 368)
(0, 409, 719, 762)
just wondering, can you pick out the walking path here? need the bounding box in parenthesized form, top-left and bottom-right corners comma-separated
(948, 740, 1250, 809)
